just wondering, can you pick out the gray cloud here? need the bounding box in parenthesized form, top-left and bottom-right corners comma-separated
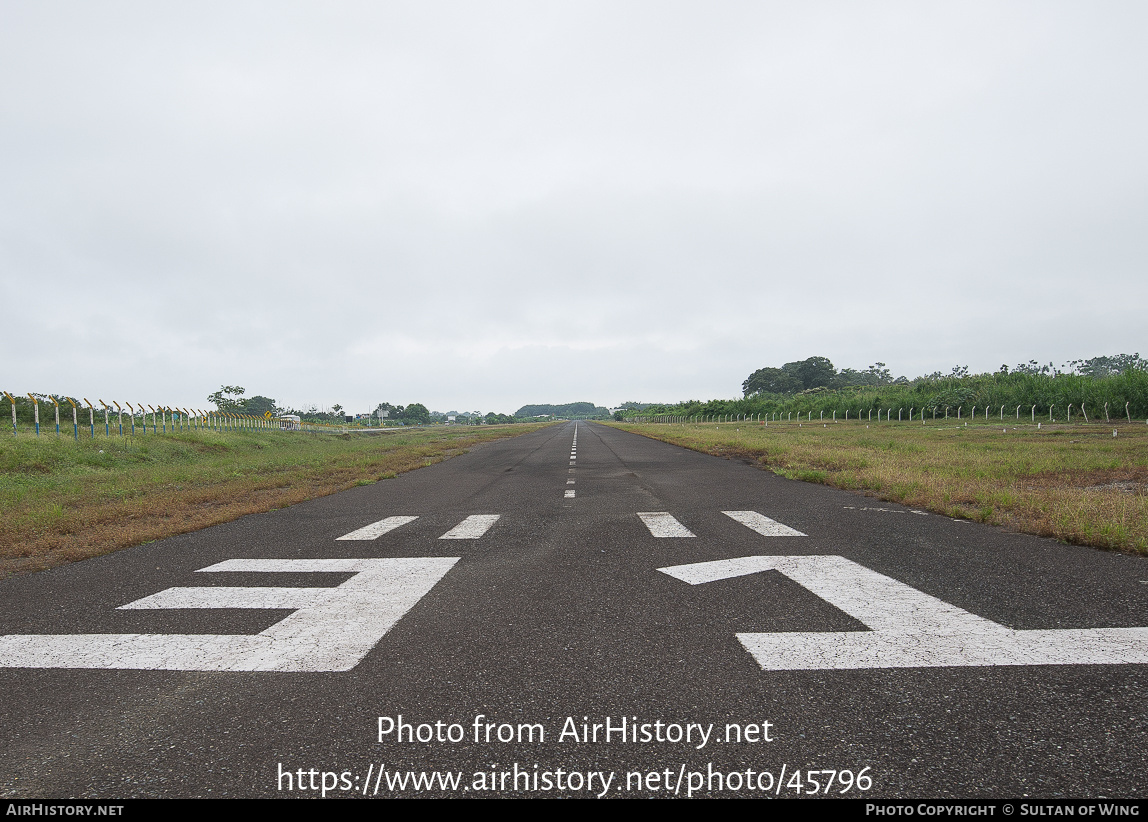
(3, 1, 1145, 413)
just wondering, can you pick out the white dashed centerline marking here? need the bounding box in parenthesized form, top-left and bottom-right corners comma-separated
(336, 515, 419, 541)
(638, 512, 696, 538)
(439, 514, 501, 540)
(564, 426, 579, 494)
(722, 511, 806, 537)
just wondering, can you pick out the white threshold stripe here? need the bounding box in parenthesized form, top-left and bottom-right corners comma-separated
(439, 514, 500, 540)
(659, 555, 1148, 670)
(638, 512, 696, 538)
(564, 490, 575, 498)
(336, 515, 419, 541)
(0, 558, 458, 672)
(722, 510, 806, 537)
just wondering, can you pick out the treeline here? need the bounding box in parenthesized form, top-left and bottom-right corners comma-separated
(617, 354, 1148, 422)
(514, 402, 612, 419)
(0, 391, 547, 430)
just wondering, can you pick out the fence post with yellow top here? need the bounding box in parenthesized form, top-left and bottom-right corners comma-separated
(26, 394, 40, 436)
(3, 393, 15, 436)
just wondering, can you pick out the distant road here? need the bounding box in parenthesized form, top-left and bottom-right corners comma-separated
(2, 422, 1147, 798)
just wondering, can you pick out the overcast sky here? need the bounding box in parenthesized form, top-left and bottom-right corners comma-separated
(3, 1, 1146, 414)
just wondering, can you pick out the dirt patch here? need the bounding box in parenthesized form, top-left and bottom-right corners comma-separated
(1084, 480, 1147, 494)
(1021, 467, 1148, 491)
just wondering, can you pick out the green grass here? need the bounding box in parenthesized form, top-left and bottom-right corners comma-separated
(0, 424, 552, 578)
(608, 420, 1148, 555)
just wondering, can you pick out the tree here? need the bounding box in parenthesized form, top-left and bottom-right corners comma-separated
(244, 395, 278, 416)
(400, 403, 430, 425)
(864, 362, 893, 385)
(208, 385, 245, 412)
(783, 356, 836, 390)
(1069, 353, 1148, 378)
(743, 367, 801, 396)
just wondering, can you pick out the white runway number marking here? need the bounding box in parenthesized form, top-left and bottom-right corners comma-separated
(0, 558, 458, 672)
(659, 555, 1148, 670)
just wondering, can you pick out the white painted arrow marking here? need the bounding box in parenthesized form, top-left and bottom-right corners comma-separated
(439, 514, 500, 539)
(722, 510, 806, 537)
(658, 555, 1148, 670)
(0, 558, 458, 672)
(639, 512, 696, 538)
(337, 515, 418, 541)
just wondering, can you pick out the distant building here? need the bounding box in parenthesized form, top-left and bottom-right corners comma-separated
(277, 415, 301, 431)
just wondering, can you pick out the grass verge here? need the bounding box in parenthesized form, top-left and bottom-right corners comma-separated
(607, 421, 1148, 555)
(0, 424, 552, 578)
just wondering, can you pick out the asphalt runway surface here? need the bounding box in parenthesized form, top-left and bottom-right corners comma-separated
(2, 421, 1147, 799)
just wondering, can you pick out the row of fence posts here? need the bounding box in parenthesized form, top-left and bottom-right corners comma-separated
(1, 393, 343, 438)
(632, 401, 1141, 425)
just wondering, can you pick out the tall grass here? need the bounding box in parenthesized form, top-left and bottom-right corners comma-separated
(624, 369, 1148, 422)
(609, 421, 1148, 555)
